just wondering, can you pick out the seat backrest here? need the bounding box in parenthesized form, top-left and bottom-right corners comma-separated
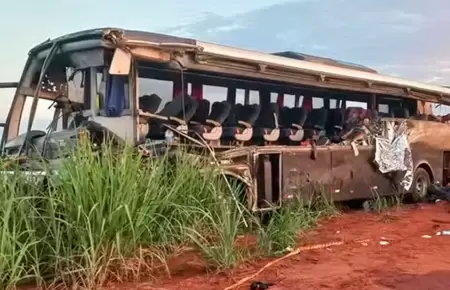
(280, 107, 292, 127)
(290, 107, 308, 126)
(255, 103, 279, 128)
(239, 104, 261, 125)
(139, 94, 162, 114)
(208, 101, 232, 124)
(190, 99, 210, 123)
(175, 96, 199, 121)
(224, 103, 243, 126)
(326, 108, 345, 131)
(158, 96, 198, 121)
(158, 99, 182, 117)
(304, 108, 328, 130)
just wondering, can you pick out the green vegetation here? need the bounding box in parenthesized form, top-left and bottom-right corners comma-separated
(0, 143, 335, 290)
(366, 188, 403, 213)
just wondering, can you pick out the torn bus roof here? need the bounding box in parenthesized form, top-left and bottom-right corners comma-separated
(27, 27, 450, 104)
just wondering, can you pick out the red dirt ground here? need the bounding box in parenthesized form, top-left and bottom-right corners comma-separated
(110, 202, 450, 290)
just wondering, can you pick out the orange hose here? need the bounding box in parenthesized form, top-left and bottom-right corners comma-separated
(224, 240, 344, 290)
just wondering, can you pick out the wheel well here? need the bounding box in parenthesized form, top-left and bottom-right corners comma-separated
(416, 163, 434, 182)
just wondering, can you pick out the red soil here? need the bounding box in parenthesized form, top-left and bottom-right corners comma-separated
(109, 202, 450, 290)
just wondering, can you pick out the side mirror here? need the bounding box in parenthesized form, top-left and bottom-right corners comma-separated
(109, 48, 131, 75)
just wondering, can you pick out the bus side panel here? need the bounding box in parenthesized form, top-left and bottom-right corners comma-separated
(410, 142, 442, 183)
(407, 120, 449, 185)
(282, 148, 332, 201)
(330, 146, 392, 201)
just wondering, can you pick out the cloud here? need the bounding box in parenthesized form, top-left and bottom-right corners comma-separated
(162, 0, 450, 85)
(207, 23, 246, 34)
(6, 0, 450, 134)
(425, 76, 444, 84)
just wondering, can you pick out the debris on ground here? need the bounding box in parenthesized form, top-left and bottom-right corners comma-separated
(250, 281, 274, 290)
(223, 241, 344, 290)
(427, 184, 450, 202)
(436, 230, 450, 236)
(379, 240, 389, 246)
(130, 203, 450, 290)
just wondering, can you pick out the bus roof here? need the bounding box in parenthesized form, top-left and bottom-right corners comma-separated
(30, 27, 450, 102)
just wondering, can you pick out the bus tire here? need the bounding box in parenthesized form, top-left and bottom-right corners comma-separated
(411, 167, 431, 202)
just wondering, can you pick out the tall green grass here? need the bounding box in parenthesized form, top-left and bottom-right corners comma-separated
(258, 187, 337, 255)
(0, 142, 335, 289)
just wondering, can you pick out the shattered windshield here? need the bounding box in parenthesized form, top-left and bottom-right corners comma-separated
(66, 68, 86, 104)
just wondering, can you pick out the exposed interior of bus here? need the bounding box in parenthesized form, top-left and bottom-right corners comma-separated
(2, 28, 450, 211)
(7, 50, 448, 152)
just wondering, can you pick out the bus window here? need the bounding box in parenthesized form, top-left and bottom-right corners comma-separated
(378, 104, 389, 114)
(313, 97, 324, 108)
(20, 96, 55, 133)
(138, 77, 173, 109)
(330, 99, 338, 109)
(270, 92, 278, 103)
(284, 94, 296, 107)
(66, 68, 91, 110)
(296, 95, 304, 107)
(235, 89, 246, 104)
(433, 103, 450, 116)
(249, 90, 259, 104)
(203, 85, 227, 103)
(347, 100, 367, 109)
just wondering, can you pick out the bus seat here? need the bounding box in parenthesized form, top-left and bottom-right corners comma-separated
(326, 108, 345, 143)
(139, 94, 162, 113)
(304, 108, 328, 140)
(223, 104, 242, 126)
(145, 96, 198, 140)
(222, 104, 261, 142)
(190, 99, 211, 124)
(279, 107, 307, 143)
(253, 103, 280, 143)
(105, 75, 126, 117)
(279, 107, 292, 128)
(191, 101, 232, 141)
(279, 107, 293, 142)
(392, 107, 410, 119)
(289, 107, 308, 141)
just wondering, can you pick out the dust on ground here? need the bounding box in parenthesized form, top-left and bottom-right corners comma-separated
(110, 202, 450, 290)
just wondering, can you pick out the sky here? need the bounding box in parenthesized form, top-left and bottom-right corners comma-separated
(0, 0, 284, 132)
(1, 0, 450, 133)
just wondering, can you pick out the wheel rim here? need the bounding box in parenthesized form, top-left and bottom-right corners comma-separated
(415, 175, 428, 197)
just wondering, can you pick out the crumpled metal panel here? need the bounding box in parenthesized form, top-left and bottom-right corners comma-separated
(374, 120, 413, 191)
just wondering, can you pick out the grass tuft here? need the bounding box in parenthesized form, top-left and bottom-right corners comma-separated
(0, 143, 336, 288)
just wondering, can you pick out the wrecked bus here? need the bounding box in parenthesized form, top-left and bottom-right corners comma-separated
(1, 28, 450, 212)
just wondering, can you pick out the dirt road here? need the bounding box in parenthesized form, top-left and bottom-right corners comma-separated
(114, 202, 450, 290)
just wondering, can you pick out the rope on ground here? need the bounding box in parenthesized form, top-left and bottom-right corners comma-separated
(223, 240, 344, 290)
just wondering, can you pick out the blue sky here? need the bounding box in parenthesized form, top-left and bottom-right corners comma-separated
(0, 0, 284, 130)
(1, 0, 450, 132)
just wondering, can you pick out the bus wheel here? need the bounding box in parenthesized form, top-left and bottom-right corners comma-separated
(411, 167, 430, 202)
